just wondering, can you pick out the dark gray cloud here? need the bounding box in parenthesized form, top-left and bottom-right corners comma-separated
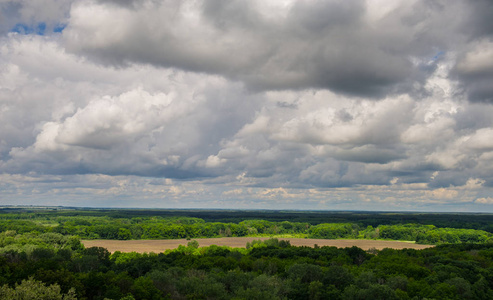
(95, 0, 138, 8)
(63, 0, 480, 98)
(452, 41, 493, 103)
(0, 1, 21, 34)
(449, 0, 493, 102)
(460, 0, 493, 39)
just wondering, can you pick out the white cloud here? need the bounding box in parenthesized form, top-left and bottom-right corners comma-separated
(465, 128, 493, 151)
(476, 197, 493, 204)
(53, 88, 173, 149)
(425, 188, 459, 200)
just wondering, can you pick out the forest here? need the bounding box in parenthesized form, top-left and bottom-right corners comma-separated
(0, 208, 492, 299)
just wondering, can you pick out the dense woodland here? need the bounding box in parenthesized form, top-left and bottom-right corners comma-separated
(0, 208, 493, 299)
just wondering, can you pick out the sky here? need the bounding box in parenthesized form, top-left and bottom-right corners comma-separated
(1, 0, 493, 212)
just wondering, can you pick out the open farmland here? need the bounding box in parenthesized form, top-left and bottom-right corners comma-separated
(82, 237, 433, 253)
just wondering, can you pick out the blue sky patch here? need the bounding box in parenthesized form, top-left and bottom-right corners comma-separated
(10, 22, 66, 35)
(11, 22, 46, 35)
(54, 23, 67, 33)
(432, 51, 445, 61)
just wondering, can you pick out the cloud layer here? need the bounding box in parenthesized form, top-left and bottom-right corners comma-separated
(1, 0, 493, 211)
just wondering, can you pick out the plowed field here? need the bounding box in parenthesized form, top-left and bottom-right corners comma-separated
(82, 237, 433, 253)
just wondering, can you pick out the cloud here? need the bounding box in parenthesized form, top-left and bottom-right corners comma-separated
(61, 0, 477, 98)
(453, 39, 493, 102)
(3, 35, 493, 191)
(425, 188, 459, 200)
(465, 128, 493, 151)
(46, 89, 174, 150)
(476, 197, 493, 204)
(1, 1, 493, 211)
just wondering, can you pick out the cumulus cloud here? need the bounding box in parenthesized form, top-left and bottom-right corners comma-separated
(476, 197, 493, 204)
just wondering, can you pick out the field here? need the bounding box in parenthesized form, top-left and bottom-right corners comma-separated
(82, 237, 433, 253)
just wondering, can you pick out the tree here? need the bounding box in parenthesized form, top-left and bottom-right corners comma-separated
(118, 228, 132, 240)
(132, 276, 164, 300)
(0, 278, 77, 300)
(323, 265, 354, 290)
(187, 240, 199, 249)
(308, 281, 323, 300)
(287, 263, 323, 283)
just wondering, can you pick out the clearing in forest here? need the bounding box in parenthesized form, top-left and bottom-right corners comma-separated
(82, 237, 433, 253)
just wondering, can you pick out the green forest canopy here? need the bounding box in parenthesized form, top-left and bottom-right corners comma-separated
(1, 208, 493, 299)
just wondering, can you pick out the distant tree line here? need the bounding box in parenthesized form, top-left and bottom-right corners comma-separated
(1, 212, 492, 245)
(3, 208, 493, 231)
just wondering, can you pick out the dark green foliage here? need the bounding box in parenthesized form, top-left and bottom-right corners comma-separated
(416, 228, 492, 244)
(342, 284, 397, 300)
(377, 224, 434, 241)
(1, 233, 493, 299)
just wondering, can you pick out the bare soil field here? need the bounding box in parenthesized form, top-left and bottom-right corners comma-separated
(82, 237, 433, 253)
